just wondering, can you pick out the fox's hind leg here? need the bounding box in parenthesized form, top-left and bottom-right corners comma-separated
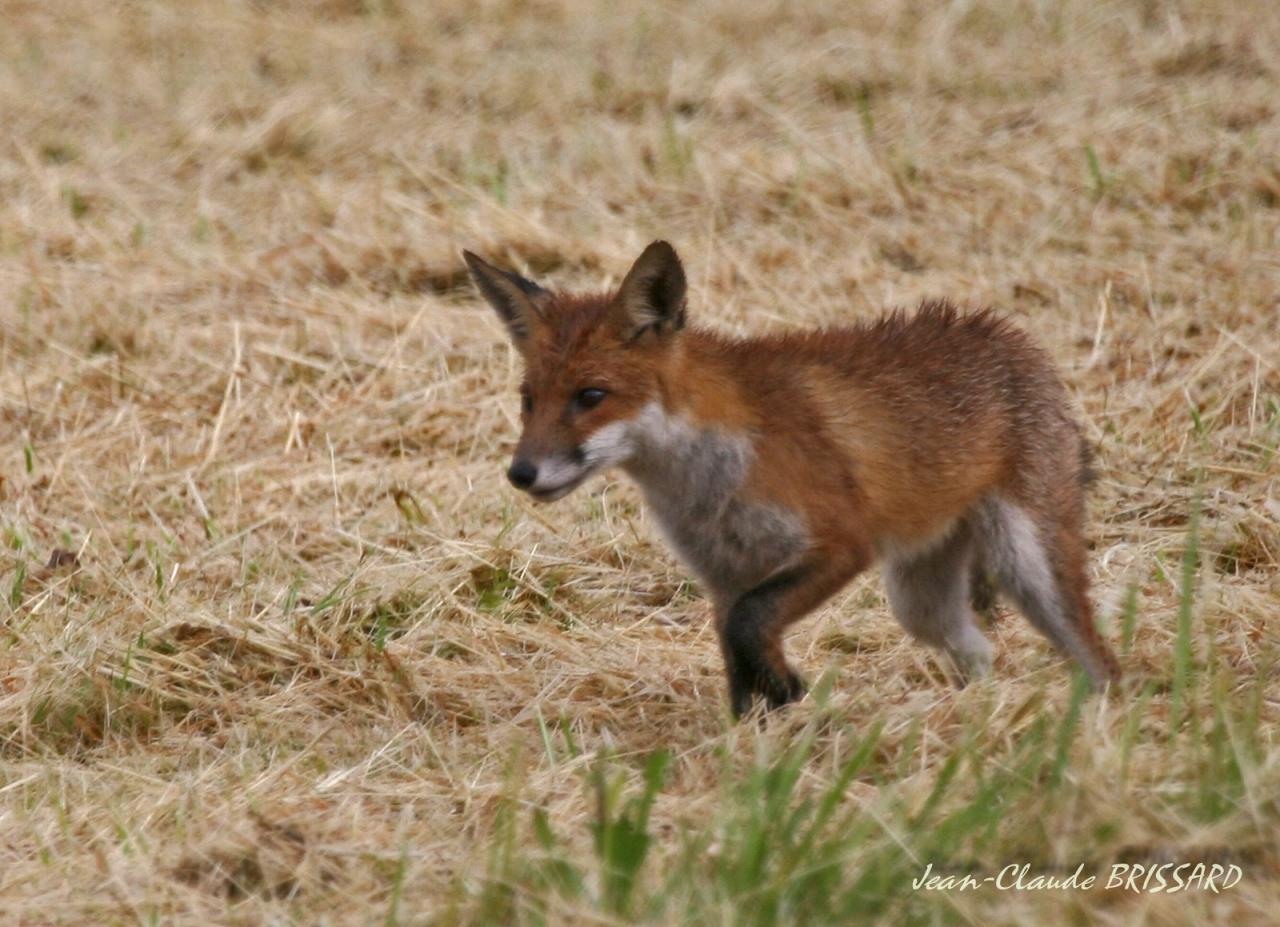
(969, 561, 998, 618)
(883, 525, 994, 682)
(973, 496, 1119, 687)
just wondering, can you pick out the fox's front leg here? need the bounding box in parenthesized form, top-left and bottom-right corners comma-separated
(716, 571, 807, 718)
(716, 553, 869, 719)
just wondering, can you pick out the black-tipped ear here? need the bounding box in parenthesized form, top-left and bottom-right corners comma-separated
(462, 250, 547, 345)
(613, 241, 686, 340)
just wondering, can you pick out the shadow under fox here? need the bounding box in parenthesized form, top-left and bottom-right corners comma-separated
(465, 241, 1120, 718)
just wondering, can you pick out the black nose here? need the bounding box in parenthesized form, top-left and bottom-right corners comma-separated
(507, 459, 538, 490)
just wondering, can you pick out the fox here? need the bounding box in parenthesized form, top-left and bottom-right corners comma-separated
(463, 241, 1120, 718)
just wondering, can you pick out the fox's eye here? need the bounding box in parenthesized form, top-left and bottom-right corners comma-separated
(575, 387, 607, 411)
(520, 391, 533, 415)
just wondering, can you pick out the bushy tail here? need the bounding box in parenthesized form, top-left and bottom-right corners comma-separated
(1055, 525, 1122, 686)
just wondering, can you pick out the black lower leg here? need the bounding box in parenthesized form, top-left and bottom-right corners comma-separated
(719, 569, 808, 718)
(722, 649, 756, 720)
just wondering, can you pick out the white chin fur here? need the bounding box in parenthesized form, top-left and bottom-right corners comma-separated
(527, 471, 590, 502)
(526, 457, 590, 499)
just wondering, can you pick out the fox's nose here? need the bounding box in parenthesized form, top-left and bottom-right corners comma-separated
(507, 459, 538, 490)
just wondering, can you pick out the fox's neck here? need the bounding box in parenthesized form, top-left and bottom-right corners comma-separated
(610, 334, 754, 514)
(621, 399, 752, 516)
(617, 386, 809, 601)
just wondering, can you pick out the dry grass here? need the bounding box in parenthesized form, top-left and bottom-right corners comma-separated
(2, 0, 1278, 924)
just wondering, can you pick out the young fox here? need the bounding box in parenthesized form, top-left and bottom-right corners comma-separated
(464, 241, 1120, 718)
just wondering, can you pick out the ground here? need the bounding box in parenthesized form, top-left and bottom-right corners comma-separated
(1, 1, 1278, 924)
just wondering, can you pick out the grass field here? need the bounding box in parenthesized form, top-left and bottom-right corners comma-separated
(2, 1, 1279, 924)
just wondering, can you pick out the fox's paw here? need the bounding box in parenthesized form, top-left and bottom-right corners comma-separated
(948, 637, 994, 685)
(728, 670, 806, 721)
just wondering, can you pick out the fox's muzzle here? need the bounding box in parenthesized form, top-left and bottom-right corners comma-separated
(505, 446, 594, 501)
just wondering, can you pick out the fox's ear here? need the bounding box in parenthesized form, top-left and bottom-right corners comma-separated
(462, 250, 546, 345)
(613, 241, 686, 340)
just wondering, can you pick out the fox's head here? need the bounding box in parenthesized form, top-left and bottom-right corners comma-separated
(463, 241, 687, 502)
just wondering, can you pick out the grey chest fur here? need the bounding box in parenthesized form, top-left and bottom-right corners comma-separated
(621, 405, 810, 601)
